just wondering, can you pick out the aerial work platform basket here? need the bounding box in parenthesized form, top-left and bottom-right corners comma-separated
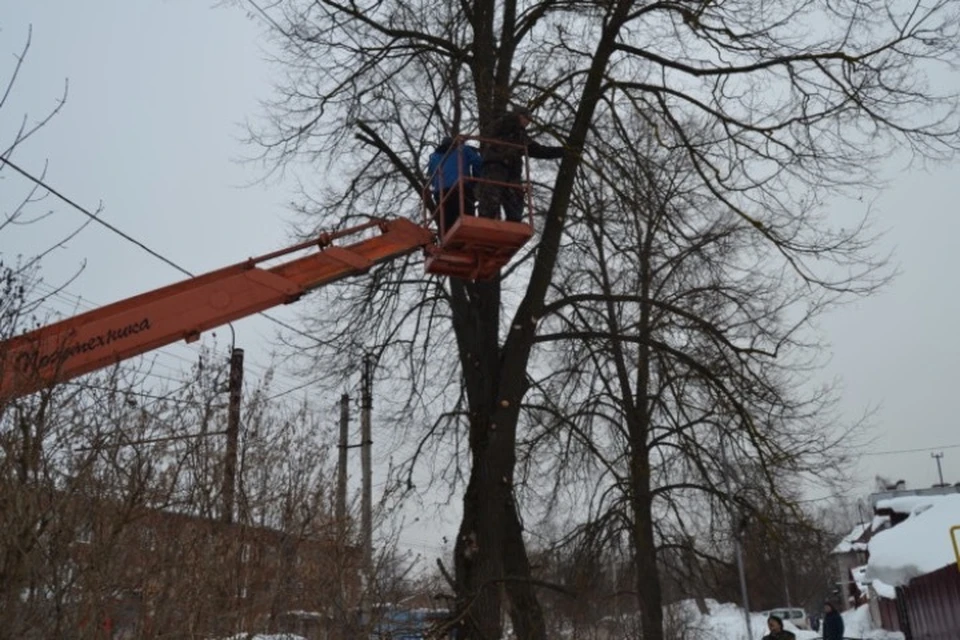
(425, 215, 533, 280)
(422, 135, 534, 280)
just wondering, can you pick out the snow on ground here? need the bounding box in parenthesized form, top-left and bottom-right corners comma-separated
(664, 600, 904, 640)
(843, 604, 904, 640)
(866, 493, 960, 586)
(216, 635, 306, 640)
(667, 600, 818, 640)
(216, 603, 908, 640)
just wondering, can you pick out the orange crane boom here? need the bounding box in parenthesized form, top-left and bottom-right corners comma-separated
(0, 217, 433, 401)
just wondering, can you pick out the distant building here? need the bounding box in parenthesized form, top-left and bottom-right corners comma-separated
(831, 511, 891, 607)
(12, 486, 362, 639)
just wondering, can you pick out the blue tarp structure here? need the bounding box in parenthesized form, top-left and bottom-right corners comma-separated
(366, 606, 456, 639)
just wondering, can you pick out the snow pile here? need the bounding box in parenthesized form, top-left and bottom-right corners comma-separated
(866, 494, 960, 586)
(666, 600, 818, 640)
(871, 578, 897, 599)
(841, 604, 905, 639)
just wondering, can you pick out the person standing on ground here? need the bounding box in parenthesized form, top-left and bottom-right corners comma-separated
(822, 601, 845, 640)
(762, 615, 796, 640)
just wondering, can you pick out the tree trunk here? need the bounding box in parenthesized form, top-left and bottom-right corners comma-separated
(631, 462, 664, 640)
(450, 279, 546, 639)
(449, 6, 633, 635)
(502, 498, 547, 639)
(630, 223, 664, 640)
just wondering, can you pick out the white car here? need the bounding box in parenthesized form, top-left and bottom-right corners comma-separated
(765, 607, 810, 630)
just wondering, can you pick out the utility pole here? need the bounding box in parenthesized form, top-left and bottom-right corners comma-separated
(932, 452, 945, 486)
(780, 550, 793, 610)
(336, 393, 350, 534)
(335, 392, 351, 640)
(360, 354, 374, 581)
(223, 347, 244, 524)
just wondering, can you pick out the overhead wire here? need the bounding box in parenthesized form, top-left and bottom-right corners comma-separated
(64, 381, 221, 409)
(2, 156, 321, 397)
(0, 156, 193, 278)
(0, 156, 329, 356)
(1, 161, 355, 507)
(861, 442, 960, 456)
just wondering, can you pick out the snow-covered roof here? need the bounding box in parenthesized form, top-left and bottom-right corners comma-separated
(833, 512, 897, 556)
(832, 522, 870, 554)
(875, 495, 942, 514)
(865, 494, 960, 587)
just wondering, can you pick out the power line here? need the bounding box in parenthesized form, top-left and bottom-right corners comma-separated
(261, 311, 325, 347)
(861, 443, 960, 457)
(3, 156, 325, 380)
(65, 381, 223, 409)
(265, 375, 324, 401)
(75, 429, 229, 452)
(0, 155, 193, 278)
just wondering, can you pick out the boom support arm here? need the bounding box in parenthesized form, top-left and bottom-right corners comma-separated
(1, 218, 433, 401)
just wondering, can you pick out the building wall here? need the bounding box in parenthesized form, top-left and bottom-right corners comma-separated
(897, 565, 960, 640)
(834, 550, 867, 608)
(876, 594, 901, 633)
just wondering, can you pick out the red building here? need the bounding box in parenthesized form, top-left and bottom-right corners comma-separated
(2, 484, 362, 639)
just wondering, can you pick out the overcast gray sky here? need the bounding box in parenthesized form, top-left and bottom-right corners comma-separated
(3, 1, 959, 558)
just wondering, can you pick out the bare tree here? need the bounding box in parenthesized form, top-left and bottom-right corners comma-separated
(522, 124, 880, 636)
(0, 27, 373, 639)
(238, 1, 960, 637)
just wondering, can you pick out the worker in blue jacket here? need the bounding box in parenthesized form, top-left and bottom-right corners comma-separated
(427, 136, 483, 234)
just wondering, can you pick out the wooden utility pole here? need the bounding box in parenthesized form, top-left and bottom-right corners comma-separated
(336, 393, 350, 531)
(223, 347, 244, 524)
(932, 451, 946, 486)
(360, 354, 373, 579)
